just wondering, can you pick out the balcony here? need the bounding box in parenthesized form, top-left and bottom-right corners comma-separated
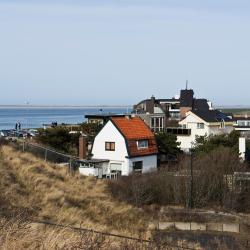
(166, 127, 191, 136)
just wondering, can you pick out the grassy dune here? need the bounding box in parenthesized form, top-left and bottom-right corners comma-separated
(0, 145, 150, 238)
(1, 145, 249, 249)
(0, 218, 150, 249)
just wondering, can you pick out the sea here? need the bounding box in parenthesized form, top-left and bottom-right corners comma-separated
(0, 107, 131, 130)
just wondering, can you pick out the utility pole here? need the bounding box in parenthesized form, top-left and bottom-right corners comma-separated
(188, 148, 194, 209)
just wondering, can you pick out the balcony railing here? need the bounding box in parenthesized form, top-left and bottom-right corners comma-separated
(166, 127, 191, 136)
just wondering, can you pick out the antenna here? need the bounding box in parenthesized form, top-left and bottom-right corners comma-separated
(186, 80, 188, 90)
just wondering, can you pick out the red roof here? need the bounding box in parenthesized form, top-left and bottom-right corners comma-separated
(111, 117, 158, 157)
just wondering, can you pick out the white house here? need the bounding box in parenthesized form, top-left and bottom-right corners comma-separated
(177, 110, 234, 152)
(79, 116, 158, 177)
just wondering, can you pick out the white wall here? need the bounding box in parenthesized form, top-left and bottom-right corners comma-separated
(79, 167, 98, 176)
(91, 121, 129, 175)
(92, 121, 134, 175)
(239, 137, 246, 161)
(177, 135, 193, 152)
(128, 155, 157, 174)
(92, 121, 128, 161)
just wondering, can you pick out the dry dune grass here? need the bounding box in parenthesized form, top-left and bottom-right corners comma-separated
(0, 218, 153, 250)
(0, 145, 151, 239)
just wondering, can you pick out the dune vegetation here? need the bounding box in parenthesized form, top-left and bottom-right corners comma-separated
(0, 144, 154, 249)
(1, 143, 250, 249)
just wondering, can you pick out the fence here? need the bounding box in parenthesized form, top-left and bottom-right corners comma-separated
(9, 139, 79, 171)
(10, 218, 248, 250)
(28, 219, 196, 250)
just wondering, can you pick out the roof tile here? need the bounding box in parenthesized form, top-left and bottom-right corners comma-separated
(111, 117, 158, 157)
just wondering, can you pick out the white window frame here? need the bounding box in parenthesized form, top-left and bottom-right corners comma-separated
(197, 123, 204, 129)
(136, 140, 148, 149)
(151, 117, 164, 132)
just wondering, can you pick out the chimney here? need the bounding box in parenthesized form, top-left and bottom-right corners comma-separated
(79, 136, 87, 159)
(151, 95, 155, 102)
(147, 95, 155, 114)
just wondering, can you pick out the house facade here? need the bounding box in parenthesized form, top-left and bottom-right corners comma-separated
(177, 110, 234, 152)
(132, 88, 213, 132)
(80, 116, 158, 177)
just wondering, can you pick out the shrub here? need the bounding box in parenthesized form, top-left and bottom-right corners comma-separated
(108, 170, 185, 207)
(156, 132, 181, 156)
(109, 147, 250, 212)
(193, 130, 241, 154)
(36, 127, 80, 154)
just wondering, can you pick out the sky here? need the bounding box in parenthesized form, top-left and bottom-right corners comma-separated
(0, 0, 250, 106)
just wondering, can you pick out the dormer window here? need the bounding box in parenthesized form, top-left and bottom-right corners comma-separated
(137, 140, 148, 149)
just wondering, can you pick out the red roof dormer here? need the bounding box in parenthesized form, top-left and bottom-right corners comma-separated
(111, 117, 158, 158)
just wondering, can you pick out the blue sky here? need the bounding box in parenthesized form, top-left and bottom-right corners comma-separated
(0, 0, 250, 106)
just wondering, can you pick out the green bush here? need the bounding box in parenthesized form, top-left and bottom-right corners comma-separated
(156, 132, 181, 156)
(36, 127, 80, 154)
(193, 130, 241, 154)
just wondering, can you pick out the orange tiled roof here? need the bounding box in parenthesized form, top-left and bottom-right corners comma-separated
(111, 117, 158, 157)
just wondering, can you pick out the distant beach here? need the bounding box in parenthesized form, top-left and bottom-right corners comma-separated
(0, 107, 132, 130)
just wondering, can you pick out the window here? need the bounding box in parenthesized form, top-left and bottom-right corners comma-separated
(105, 142, 115, 151)
(197, 123, 204, 129)
(137, 140, 148, 149)
(238, 121, 245, 126)
(151, 117, 164, 132)
(132, 161, 143, 173)
(170, 112, 180, 119)
(151, 118, 155, 127)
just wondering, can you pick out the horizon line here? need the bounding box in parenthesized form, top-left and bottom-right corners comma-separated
(0, 104, 133, 108)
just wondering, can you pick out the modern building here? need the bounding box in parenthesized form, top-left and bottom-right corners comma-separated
(132, 88, 212, 132)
